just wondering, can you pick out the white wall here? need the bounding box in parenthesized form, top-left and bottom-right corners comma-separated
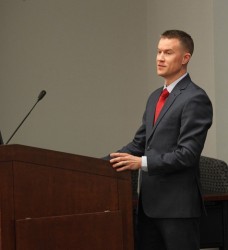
(214, 0, 228, 163)
(0, 0, 148, 157)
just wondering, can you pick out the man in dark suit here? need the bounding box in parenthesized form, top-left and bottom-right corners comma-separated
(108, 30, 213, 250)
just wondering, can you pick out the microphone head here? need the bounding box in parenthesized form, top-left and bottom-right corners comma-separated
(37, 90, 46, 101)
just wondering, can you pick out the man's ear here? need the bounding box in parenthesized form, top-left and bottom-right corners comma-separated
(182, 53, 191, 65)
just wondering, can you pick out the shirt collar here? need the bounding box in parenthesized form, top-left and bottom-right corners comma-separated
(164, 73, 188, 93)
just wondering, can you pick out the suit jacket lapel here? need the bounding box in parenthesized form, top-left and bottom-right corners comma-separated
(146, 88, 163, 137)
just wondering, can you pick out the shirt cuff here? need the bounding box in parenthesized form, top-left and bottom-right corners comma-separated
(141, 156, 148, 172)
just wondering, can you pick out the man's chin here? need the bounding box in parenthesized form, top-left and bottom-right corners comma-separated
(157, 71, 165, 77)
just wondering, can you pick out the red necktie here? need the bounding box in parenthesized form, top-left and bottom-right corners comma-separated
(154, 88, 169, 124)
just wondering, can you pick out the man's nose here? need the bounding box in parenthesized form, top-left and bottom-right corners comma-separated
(157, 52, 165, 61)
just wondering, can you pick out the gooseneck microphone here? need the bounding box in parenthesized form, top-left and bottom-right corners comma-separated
(6, 90, 47, 145)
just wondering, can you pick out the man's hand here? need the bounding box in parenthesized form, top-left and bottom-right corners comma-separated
(110, 152, 141, 172)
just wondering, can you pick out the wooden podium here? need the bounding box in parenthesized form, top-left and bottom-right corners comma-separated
(0, 145, 134, 250)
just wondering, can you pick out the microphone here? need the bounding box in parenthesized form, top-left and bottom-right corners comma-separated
(5, 90, 47, 145)
(38, 90, 46, 101)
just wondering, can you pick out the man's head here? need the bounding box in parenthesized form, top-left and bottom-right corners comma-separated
(157, 30, 194, 85)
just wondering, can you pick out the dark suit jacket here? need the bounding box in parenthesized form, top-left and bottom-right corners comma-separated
(115, 74, 213, 218)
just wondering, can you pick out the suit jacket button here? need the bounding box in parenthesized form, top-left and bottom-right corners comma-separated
(147, 146, 150, 150)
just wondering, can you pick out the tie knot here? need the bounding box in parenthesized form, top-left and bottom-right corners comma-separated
(161, 88, 169, 98)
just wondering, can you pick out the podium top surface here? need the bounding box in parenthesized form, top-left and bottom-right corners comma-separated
(0, 144, 130, 180)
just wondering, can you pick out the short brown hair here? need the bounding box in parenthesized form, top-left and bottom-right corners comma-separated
(161, 30, 194, 55)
